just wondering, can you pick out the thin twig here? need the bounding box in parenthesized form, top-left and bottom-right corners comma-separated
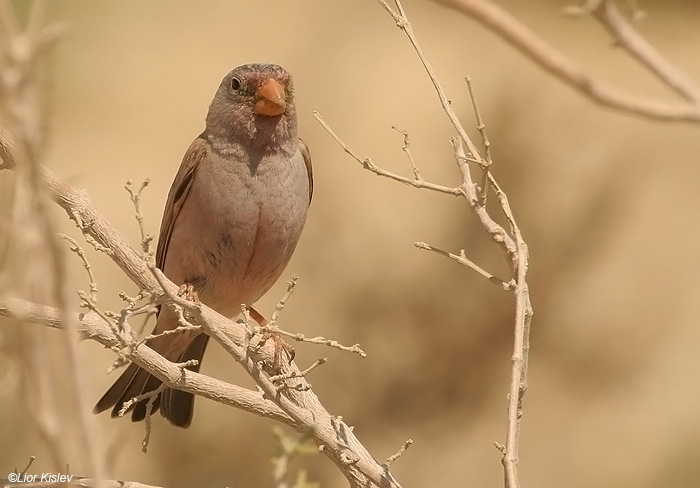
(116, 383, 164, 453)
(414, 241, 512, 290)
(125, 179, 153, 254)
(465, 76, 491, 204)
(19, 456, 36, 478)
(60, 234, 98, 302)
(142, 323, 201, 342)
(313, 111, 462, 196)
(268, 275, 298, 327)
(384, 439, 413, 468)
(270, 357, 327, 384)
(118, 384, 165, 418)
(391, 126, 422, 181)
(264, 326, 367, 357)
(77, 290, 131, 349)
(377, 0, 484, 158)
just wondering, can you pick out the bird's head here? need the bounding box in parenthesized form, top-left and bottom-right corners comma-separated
(206, 63, 297, 152)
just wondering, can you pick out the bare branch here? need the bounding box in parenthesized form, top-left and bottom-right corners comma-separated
(313, 111, 462, 196)
(414, 241, 512, 290)
(383, 439, 413, 469)
(270, 357, 327, 385)
(142, 323, 201, 343)
(1, 162, 403, 487)
(590, 0, 700, 104)
(465, 76, 491, 203)
(390, 126, 422, 181)
(435, 0, 700, 122)
(314, 2, 535, 487)
(377, 0, 485, 158)
(60, 234, 98, 302)
(268, 275, 298, 327)
(0, 296, 294, 425)
(266, 326, 367, 358)
(125, 179, 153, 254)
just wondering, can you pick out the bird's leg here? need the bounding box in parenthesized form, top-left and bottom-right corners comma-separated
(250, 305, 295, 374)
(175, 282, 200, 326)
(248, 306, 268, 326)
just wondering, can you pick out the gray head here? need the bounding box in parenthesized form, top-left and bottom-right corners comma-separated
(205, 63, 297, 152)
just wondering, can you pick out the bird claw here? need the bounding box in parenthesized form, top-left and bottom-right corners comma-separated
(177, 283, 199, 303)
(258, 331, 295, 374)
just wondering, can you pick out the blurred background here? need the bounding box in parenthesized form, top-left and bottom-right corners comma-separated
(1, 0, 699, 486)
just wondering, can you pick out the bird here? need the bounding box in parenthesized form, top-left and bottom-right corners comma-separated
(94, 63, 313, 428)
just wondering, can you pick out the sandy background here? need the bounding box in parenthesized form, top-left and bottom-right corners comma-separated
(1, 0, 700, 486)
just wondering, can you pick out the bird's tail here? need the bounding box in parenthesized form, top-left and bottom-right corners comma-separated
(93, 333, 209, 428)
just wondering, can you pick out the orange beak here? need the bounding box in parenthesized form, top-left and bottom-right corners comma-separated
(254, 78, 287, 116)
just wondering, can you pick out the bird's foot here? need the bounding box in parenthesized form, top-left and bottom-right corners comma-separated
(257, 331, 295, 375)
(177, 283, 199, 303)
(176, 283, 200, 324)
(249, 306, 295, 374)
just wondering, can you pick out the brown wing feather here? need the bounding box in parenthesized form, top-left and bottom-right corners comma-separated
(299, 137, 313, 204)
(156, 134, 208, 270)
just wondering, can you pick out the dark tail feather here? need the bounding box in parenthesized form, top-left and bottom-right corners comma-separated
(93, 361, 162, 421)
(129, 371, 163, 421)
(161, 333, 210, 428)
(93, 333, 210, 428)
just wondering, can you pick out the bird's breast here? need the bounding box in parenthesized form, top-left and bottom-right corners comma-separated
(163, 147, 309, 317)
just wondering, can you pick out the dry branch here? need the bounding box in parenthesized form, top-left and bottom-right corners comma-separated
(435, 0, 700, 123)
(1, 161, 403, 488)
(0, 1, 106, 483)
(0, 297, 293, 423)
(1, 0, 403, 479)
(317, 2, 534, 487)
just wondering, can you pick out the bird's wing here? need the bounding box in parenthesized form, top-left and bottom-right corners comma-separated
(299, 137, 313, 204)
(156, 134, 208, 270)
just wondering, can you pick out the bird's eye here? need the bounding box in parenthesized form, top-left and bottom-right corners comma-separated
(230, 77, 242, 91)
